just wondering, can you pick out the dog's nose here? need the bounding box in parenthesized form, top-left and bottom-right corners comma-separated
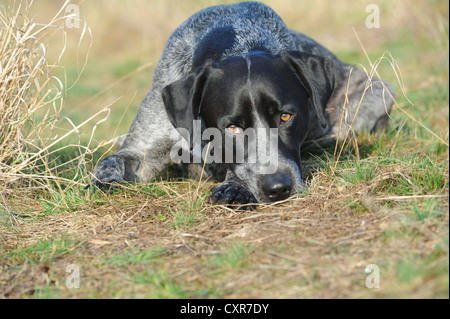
(262, 173, 292, 202)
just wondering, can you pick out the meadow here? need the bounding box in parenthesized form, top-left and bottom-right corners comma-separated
(0, 0, 448, 298)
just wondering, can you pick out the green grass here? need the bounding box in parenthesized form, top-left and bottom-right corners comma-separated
(208, 242, 254, 271)
(104, 246, 167, 267)
(7, 237, 80, 264)
(130, 270, 189, 298)
(169, 196, 207, 229)
(410, 198, 446, 221)
(395, 250, 449, 288)
(336, 160, 378, 185)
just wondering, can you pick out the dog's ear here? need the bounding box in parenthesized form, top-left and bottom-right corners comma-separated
(161, 65, 211, 144)
(281, 51, 335, 128)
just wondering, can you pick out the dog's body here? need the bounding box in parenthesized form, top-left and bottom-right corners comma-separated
(93, 2, 394, 207)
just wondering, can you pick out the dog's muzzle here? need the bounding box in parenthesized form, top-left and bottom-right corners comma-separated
(261, 173, 292, 202)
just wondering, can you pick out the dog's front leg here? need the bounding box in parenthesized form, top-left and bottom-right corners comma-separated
(208, 171, 258, 210)
(92, 149, 175, 192)
(90, 89, 176, 191)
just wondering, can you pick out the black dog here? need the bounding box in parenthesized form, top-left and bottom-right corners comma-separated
(92, 2, 394, 208)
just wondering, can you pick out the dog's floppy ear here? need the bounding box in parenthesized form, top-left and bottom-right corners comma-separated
(281, 51, 335, 128)
(161, 65, 211, 144)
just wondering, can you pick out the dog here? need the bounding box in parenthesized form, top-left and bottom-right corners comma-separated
(91, 1, 395, 209)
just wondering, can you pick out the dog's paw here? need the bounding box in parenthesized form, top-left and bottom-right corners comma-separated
(208, 182, 257, 210)
(83, 179, 122, 194)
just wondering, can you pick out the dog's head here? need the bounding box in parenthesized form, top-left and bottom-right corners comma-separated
(162, 51, 335, 202)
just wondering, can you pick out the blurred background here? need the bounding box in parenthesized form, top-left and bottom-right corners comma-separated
(1, 0, 449, 147)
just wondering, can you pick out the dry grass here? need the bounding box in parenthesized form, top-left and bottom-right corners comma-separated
(0, 1, 61, 181)
(0, 1, 119, 222)
(0, 0, 448, 299)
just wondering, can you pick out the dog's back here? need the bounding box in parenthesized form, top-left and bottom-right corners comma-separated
(153, 2, 296, 88)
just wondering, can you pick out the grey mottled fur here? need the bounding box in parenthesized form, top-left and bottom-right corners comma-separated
(93, 2, 394, 199)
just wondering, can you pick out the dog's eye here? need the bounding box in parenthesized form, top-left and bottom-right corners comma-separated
(226, 125, 242, 134)
(280, 113, 291, 124)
